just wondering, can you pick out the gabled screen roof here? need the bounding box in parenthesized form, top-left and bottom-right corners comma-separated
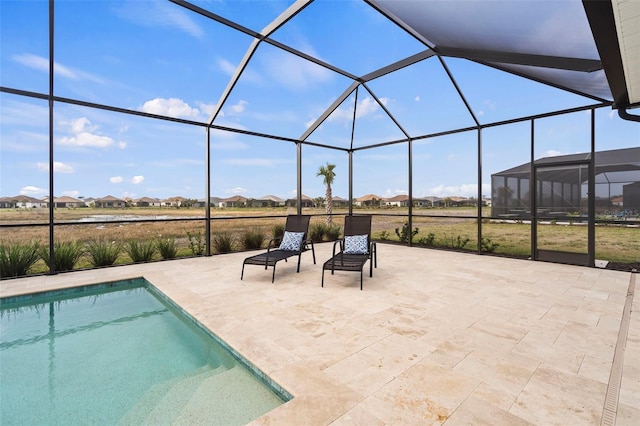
(171, 0, 636, 150)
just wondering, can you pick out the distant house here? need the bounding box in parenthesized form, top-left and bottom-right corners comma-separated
(94, 195, 126, 208)
(193, 197, 222, 208)
(446, 196, 477, 207)
(414, 196, 442, 207)
(163, 196, 187, 207)
(355, 194, 384, 207)
(251, 195, 285, 208)
(286, 194, 313, 208)
(331, 196, 349, 208)
(219, 195, 249, 208)
(384, 194, 409, 207)
(0, 195, 47, 208)
(53, 196, 84, 208)
(134, 197, 162, 207)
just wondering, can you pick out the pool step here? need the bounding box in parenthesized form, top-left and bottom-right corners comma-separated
(170, 365, 284, 425)
(118, 364, 228, 425)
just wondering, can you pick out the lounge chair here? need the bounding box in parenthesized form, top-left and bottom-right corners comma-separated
(322, 215, 377, 290)
(241, 215, 316, 283)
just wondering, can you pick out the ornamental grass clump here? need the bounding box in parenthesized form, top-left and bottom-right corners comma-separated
(325, 224, 342, 241)
(124, 239, 156, 263)
(86, 239, 122, 267)
(272, 223, 285, 240)
(242, 228, 265, 250)
(0, 240, 41, 278)
(212, 231, 235, 254)
(39, 241, 85, 272)
(156, 236, 178, 259)
(309, 223, 327, 242)
(187, 231, 205, 255)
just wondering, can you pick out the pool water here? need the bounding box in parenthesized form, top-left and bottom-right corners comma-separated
(0, 280, 289, 425)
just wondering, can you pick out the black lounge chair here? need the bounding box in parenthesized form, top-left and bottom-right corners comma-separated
(241, 215, 316, 283)
(322, 215, 377, 290)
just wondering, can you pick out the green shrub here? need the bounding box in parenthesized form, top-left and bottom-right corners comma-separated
(242, 228, 265, 250)
(444, 234, 470, 250)
(156, 237, 177, 259)
(395, 222, 419, 243)
(309, 223, 327, 242)
(0, 240, 41, 278)
(325, 224, 341, 241)
(39, 241, 85, 272)
(481, 236, 499, 253)
(124, 239, 156, 262)
(187, 231, 205, 255)
(379, 230, 390, 240)
(417, 233, 436, 246)
(86, 239, 121, 267)
(212, 231, 235, 254)
(272, 223, 285, 240)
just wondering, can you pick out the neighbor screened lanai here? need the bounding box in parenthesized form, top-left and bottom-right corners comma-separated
(0, 0, 638, 274)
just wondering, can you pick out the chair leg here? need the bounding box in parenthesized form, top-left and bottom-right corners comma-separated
(321, 269, 325, 287)
(272, 264, 276, 283)
(296, 253, 302, 273)
(241, 263, 245, 280)
(360, 269, 363, 291)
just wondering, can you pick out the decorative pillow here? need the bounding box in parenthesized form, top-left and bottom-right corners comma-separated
(344, 234, 368, 254)
(279, 231, 304, 251)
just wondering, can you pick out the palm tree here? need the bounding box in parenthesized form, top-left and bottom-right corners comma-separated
(317, 163, 336, 225)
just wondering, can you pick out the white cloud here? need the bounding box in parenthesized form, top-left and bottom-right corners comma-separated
(36, 161, 74, 173)
(326, 96, 389, 124)
(113, 1, 204, 39)
(20, 185, 47, 196)
(226, 187, 248, 195)
(139, 98, 200, 118)
(110, 176, 123, 183)
(58, 132, 114, 148)
(197, 102, 221, 118)
(426, 183, 489, 198)
(70, 117, 95, 133)
(62, 190, 80, 197)
(383, 189, 408, 197)
(229, 100, 248, 114)
(224, 158, 277, 167)
(13, 53, 104, 83)
(131, 176, 144, 184)
(541, 150, 565, 158)
(264, 50, 333, 91)
(118, 141, 127, 149)
(414, 96, 420, 102)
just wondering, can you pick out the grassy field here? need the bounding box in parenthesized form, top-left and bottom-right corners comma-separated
(1, 206, 638, 275)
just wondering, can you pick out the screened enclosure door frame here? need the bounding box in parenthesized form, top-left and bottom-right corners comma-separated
(531, 159, 595, 267)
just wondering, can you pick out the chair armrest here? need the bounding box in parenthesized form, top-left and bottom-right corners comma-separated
(332, 239, 344, 256)
(267, 237, 281, 252)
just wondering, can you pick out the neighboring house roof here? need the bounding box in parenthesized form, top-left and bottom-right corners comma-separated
(54, 196, 82, 203)
(135, 197, 161, 203)
(356, 194, 384, 201)
(96, 195, 125, 202)
(3, 195, 44, 203)
(222, 195, 249, 202)
(258, 195, 285, 202)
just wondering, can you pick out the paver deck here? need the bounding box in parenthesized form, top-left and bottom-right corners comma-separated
(2, 243, 638, 425)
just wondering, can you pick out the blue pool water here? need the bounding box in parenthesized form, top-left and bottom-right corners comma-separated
(0, 279, 289, 425)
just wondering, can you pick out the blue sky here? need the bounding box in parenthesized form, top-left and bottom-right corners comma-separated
(1, 0, 638, 202)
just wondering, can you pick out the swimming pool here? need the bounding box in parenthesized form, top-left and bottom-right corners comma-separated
(0, 278, 290, 425)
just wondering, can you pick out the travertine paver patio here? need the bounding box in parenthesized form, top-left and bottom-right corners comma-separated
(1, 243, 638, 425)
